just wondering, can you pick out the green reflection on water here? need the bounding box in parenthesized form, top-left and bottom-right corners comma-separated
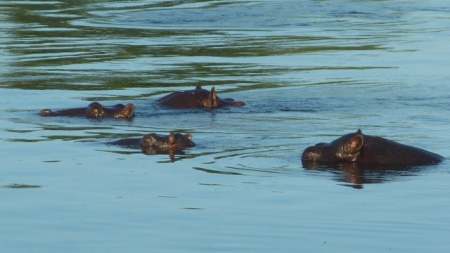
(0, 0, 388, 91)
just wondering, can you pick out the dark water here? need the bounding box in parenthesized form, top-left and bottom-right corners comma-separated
(1, 0, 450, 252)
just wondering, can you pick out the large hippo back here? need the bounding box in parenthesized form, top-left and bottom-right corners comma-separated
(358, 135, 443, 166)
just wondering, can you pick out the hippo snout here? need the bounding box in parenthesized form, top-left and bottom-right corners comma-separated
(301, 146, 322, 162)
(39, 109, 53, 116)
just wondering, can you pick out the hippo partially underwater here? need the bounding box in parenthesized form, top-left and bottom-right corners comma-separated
(302, 129, 443, 168)
(40, 102, 135, 120)
(158, 85, 245, 109)
(110, 132, 195, 157)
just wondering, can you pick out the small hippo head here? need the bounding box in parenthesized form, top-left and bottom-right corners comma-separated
(140, 132, 195, 154)
(86, 102, 105, 119)
(302, 129, 364, 165)
(114, 103, 135, 119)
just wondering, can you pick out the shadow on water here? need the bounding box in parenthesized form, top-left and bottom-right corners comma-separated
(303, 162, 431, 189)
(2, 184, 42, 189)
(193, 167, 244, 176)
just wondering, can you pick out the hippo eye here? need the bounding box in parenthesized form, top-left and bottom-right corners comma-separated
(343, 145, 352, 153)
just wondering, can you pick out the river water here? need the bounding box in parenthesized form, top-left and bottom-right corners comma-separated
(1, 0, 450, 252)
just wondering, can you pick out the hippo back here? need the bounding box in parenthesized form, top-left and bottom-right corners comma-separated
(359, 135, 443, 166)
(158, 90, 208, 108)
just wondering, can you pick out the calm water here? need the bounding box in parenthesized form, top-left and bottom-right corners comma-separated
(1, 0, 450, 252)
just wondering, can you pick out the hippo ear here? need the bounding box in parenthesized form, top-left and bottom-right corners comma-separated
(345, 133, 364, 154)
(168, 132, 176, 145)
(209, 87, 218, 106)
(185, 133, 193, 141)
(210, 87, 216, 97)
(337, 133, 364, 162)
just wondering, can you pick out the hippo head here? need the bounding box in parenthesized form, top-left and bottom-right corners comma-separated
(86, 102, 105, 119)
(140, 132, 195, 154)
(141, 134, 168, 153)
(302, 129, 364, 165)
(114, 103, 135, 119)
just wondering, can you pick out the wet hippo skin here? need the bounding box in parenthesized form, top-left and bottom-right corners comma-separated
(302, 129, 443, 167)
(40, 102, 135, 120)
(158, 85, 245, 109)
(110, 132, 195, 156)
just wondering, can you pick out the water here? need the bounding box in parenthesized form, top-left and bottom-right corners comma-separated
(1, 0, 450, 252)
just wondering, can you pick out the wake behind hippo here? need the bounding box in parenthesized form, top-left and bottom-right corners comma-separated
(158, 85, 245, 109)
(40, 102, 135, 120)
(109, 132, 195, 157)
(302, 129, 443, 168)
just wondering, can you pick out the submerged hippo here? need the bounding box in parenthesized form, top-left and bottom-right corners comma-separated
(158, 85, 245, 109)
(302, 129, 443, 168)
(110, 132, 195, 156)
(40, 102, 135, 120)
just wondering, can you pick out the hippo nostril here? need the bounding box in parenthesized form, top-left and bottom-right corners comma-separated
(301, 147, 321, 161)
(307, 152, 320, 161)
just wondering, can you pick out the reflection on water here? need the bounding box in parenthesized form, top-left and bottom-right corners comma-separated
(0, 0, 393, 91)
(1, 0, 450, 252)
(303, 162, 425, 189)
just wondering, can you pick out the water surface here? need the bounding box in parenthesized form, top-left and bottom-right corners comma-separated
(1, 0, 450, 252)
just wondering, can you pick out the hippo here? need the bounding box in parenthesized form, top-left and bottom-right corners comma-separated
(301, 129, 443, 168)
(158, 85, 245, 109)
(109, 132, 195, 158)
(39, 102, 135, 120)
